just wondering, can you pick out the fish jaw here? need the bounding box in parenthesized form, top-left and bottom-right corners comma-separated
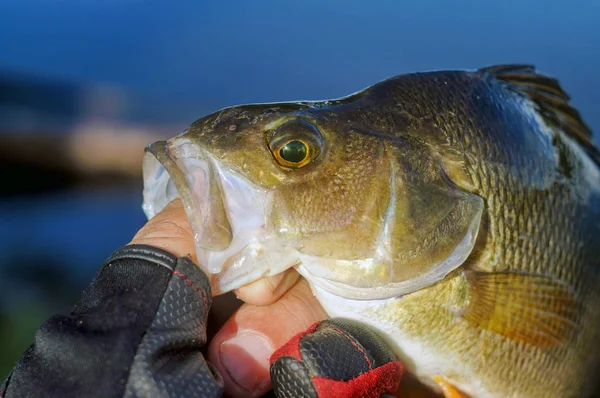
(142, 138, 300, 295)
(295, 195, 483, 300)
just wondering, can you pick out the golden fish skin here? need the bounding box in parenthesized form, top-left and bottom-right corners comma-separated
(142, 65, 600, 397)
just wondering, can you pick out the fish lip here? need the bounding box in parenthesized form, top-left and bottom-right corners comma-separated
(142, 140, 184, 218)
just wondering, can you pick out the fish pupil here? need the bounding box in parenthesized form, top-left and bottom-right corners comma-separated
(279, 140, 308, 163)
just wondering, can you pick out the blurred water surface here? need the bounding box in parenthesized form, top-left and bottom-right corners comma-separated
(0, 0, 598, 382)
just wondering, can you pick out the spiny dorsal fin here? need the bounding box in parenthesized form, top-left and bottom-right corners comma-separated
(479, 64, 600, 164)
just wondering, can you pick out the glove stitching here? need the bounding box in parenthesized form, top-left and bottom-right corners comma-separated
(329, 326, 373, 371)
(172, 270, 209, 313)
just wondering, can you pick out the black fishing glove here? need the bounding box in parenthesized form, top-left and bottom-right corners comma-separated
(0, 244, 403, 398)
(0, 245, 223, 398)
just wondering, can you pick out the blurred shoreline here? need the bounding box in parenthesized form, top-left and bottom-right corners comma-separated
(0, 70, 218, 195)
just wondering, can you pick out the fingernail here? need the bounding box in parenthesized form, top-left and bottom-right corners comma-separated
(220, 331, 274, 392)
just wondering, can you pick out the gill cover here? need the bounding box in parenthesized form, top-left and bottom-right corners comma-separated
(296, 140, 484, 300)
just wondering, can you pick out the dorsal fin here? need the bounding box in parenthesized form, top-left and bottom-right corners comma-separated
(478, 64, 600, 165)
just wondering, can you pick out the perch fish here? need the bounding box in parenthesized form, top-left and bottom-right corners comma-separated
(142, 65, 600, 398)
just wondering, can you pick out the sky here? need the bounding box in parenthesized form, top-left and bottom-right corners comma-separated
(1, 0, 599, 141)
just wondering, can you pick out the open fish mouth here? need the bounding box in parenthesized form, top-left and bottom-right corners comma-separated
(142, 137, 300, 295)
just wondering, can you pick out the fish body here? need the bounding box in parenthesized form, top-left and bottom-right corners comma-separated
(142, 65, 600, 397)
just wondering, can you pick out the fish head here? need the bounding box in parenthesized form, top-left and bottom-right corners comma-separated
(142, 100, 483, 298)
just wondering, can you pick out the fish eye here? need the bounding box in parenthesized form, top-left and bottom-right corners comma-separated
(277, 140, 309, 166)
(267, 120, 323, 169)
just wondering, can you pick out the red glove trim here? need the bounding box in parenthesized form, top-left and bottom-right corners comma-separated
(311, 361, 403, 398)
(269, 322, 320, 363)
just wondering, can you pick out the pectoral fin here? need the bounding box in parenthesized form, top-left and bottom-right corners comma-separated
(463, 272, 581, 348)
(433, 376, 469, 398)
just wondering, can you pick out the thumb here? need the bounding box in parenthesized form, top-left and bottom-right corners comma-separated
(129, 199, 197, 260)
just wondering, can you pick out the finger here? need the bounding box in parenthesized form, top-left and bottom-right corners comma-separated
(207, 278, 327, 398)
(129, 199, 196, 260)
(234, 268, 300, 306)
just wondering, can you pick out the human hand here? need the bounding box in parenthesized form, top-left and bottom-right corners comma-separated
(131, 199, 328, 397)
(131, 199, 426, 398)
(1, 201, 430, 398)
